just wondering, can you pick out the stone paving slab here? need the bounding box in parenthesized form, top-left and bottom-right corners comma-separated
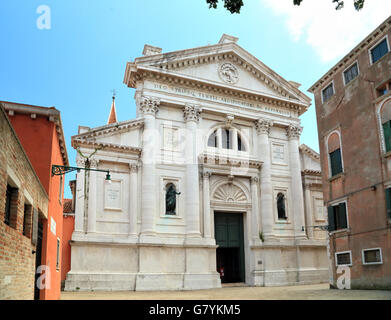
(61, 283, 391, 300)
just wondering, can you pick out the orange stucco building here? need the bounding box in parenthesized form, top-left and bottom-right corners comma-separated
(2, 101, 69, 299)
(61, 180, 75, 287)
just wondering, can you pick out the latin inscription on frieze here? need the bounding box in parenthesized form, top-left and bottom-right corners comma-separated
(151, 83, 293, 117)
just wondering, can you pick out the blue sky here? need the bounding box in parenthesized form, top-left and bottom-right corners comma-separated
(1, 0, 389, 197)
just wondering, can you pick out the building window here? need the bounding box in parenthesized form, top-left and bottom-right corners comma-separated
(370, 38, 389, 64)
(4, 184, 18, 228)
(335, 251, 352, 266)
(277, 193, 287, 220)
(322, 83, 334, 103)
(327, 202, 348, 232)
(208, 130, 217, 147)
(362, 248, 383, 265)
(165, 183, 180, 215)
(207, 128, 246, 152)
(23, 203, 32, 237)
(376, 82, 391, 97)
(329, 148, 343, 176)
(222, 129, 232, 149)
(382, 120, 391, 152)
(343, 62, 359, 85)
(56, 238, 60, 270)
(385, 188, 391, 220)
(238, 135, 245, 151)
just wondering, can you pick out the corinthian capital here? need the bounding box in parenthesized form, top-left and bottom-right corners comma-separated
(183, 103, 201, 122)
(255, 118, 273, 135)
(76, 157, 86, 167)
(88, 158, 99, 169)
(286, 124, 303, 139)
(140, 96, 160, 115)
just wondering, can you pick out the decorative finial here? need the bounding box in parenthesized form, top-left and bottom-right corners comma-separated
(111, 89, 116, 100)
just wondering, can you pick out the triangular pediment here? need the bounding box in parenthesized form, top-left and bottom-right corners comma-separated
(71, 118, 143, 151)
(125, 38, 311, 109)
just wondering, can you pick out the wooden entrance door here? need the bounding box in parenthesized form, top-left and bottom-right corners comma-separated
(214, 212, 245, 283)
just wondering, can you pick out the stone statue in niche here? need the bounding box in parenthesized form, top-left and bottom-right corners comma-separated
(277, 193, 287, 219)
(165, 183, 181, 215)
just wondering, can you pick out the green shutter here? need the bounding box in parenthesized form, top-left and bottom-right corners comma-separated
(327, 206, 335, 232)
(338, 202, 348, 229)
(330, 149, 343, 176)
(383, 121, 391, 152)
(386, 188, 391, 219)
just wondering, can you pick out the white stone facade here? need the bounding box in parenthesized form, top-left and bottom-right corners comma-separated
(65, 35, 328, 291)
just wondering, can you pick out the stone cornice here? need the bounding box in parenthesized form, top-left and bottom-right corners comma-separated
(301, 169, 322, 177)
(72, 139, 142, 155)
(299, 144, 320, 160)
(199, 152, 262, 169)
(309, 16, 391, 93)
(72, 118, 144, 141)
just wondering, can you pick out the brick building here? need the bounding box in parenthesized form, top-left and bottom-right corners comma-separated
(0, 104, 49, 300)
(309, 16, 391, 289)
(2, 101, 69, 299)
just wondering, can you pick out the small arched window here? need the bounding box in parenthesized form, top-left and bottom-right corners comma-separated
(277, 193, 287, 220)
(165, 183, 180, 215)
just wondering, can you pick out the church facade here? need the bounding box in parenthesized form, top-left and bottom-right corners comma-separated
(65, 35, 328, 291)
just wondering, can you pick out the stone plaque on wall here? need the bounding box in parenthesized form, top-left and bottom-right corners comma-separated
(272, 143, 286, 164)
(163, 126, 179, 151)
(104, 180, 122, 211)
(314, 198, 325, 221)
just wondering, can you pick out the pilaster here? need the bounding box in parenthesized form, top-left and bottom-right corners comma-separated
(255, 118, 274, 239)
(286, 124, 307, 239)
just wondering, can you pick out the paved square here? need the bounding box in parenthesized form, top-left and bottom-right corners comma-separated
(61, 283, 391, 300)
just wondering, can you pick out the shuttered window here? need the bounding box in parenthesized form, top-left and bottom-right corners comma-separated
(371, 38, 389, 64)
(322, 83, 334, 103)
(328, 202, 348, 231)
(330, 148, 343, 176)
(343, 63, 359, 85)
(383, 121, 391, 152)
(385, 188, 391, 219)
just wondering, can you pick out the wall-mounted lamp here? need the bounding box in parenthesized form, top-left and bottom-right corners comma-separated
(52, 165, 111, 182)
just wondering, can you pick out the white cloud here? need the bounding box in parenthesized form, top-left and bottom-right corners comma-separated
(262, 0, 391, 62)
